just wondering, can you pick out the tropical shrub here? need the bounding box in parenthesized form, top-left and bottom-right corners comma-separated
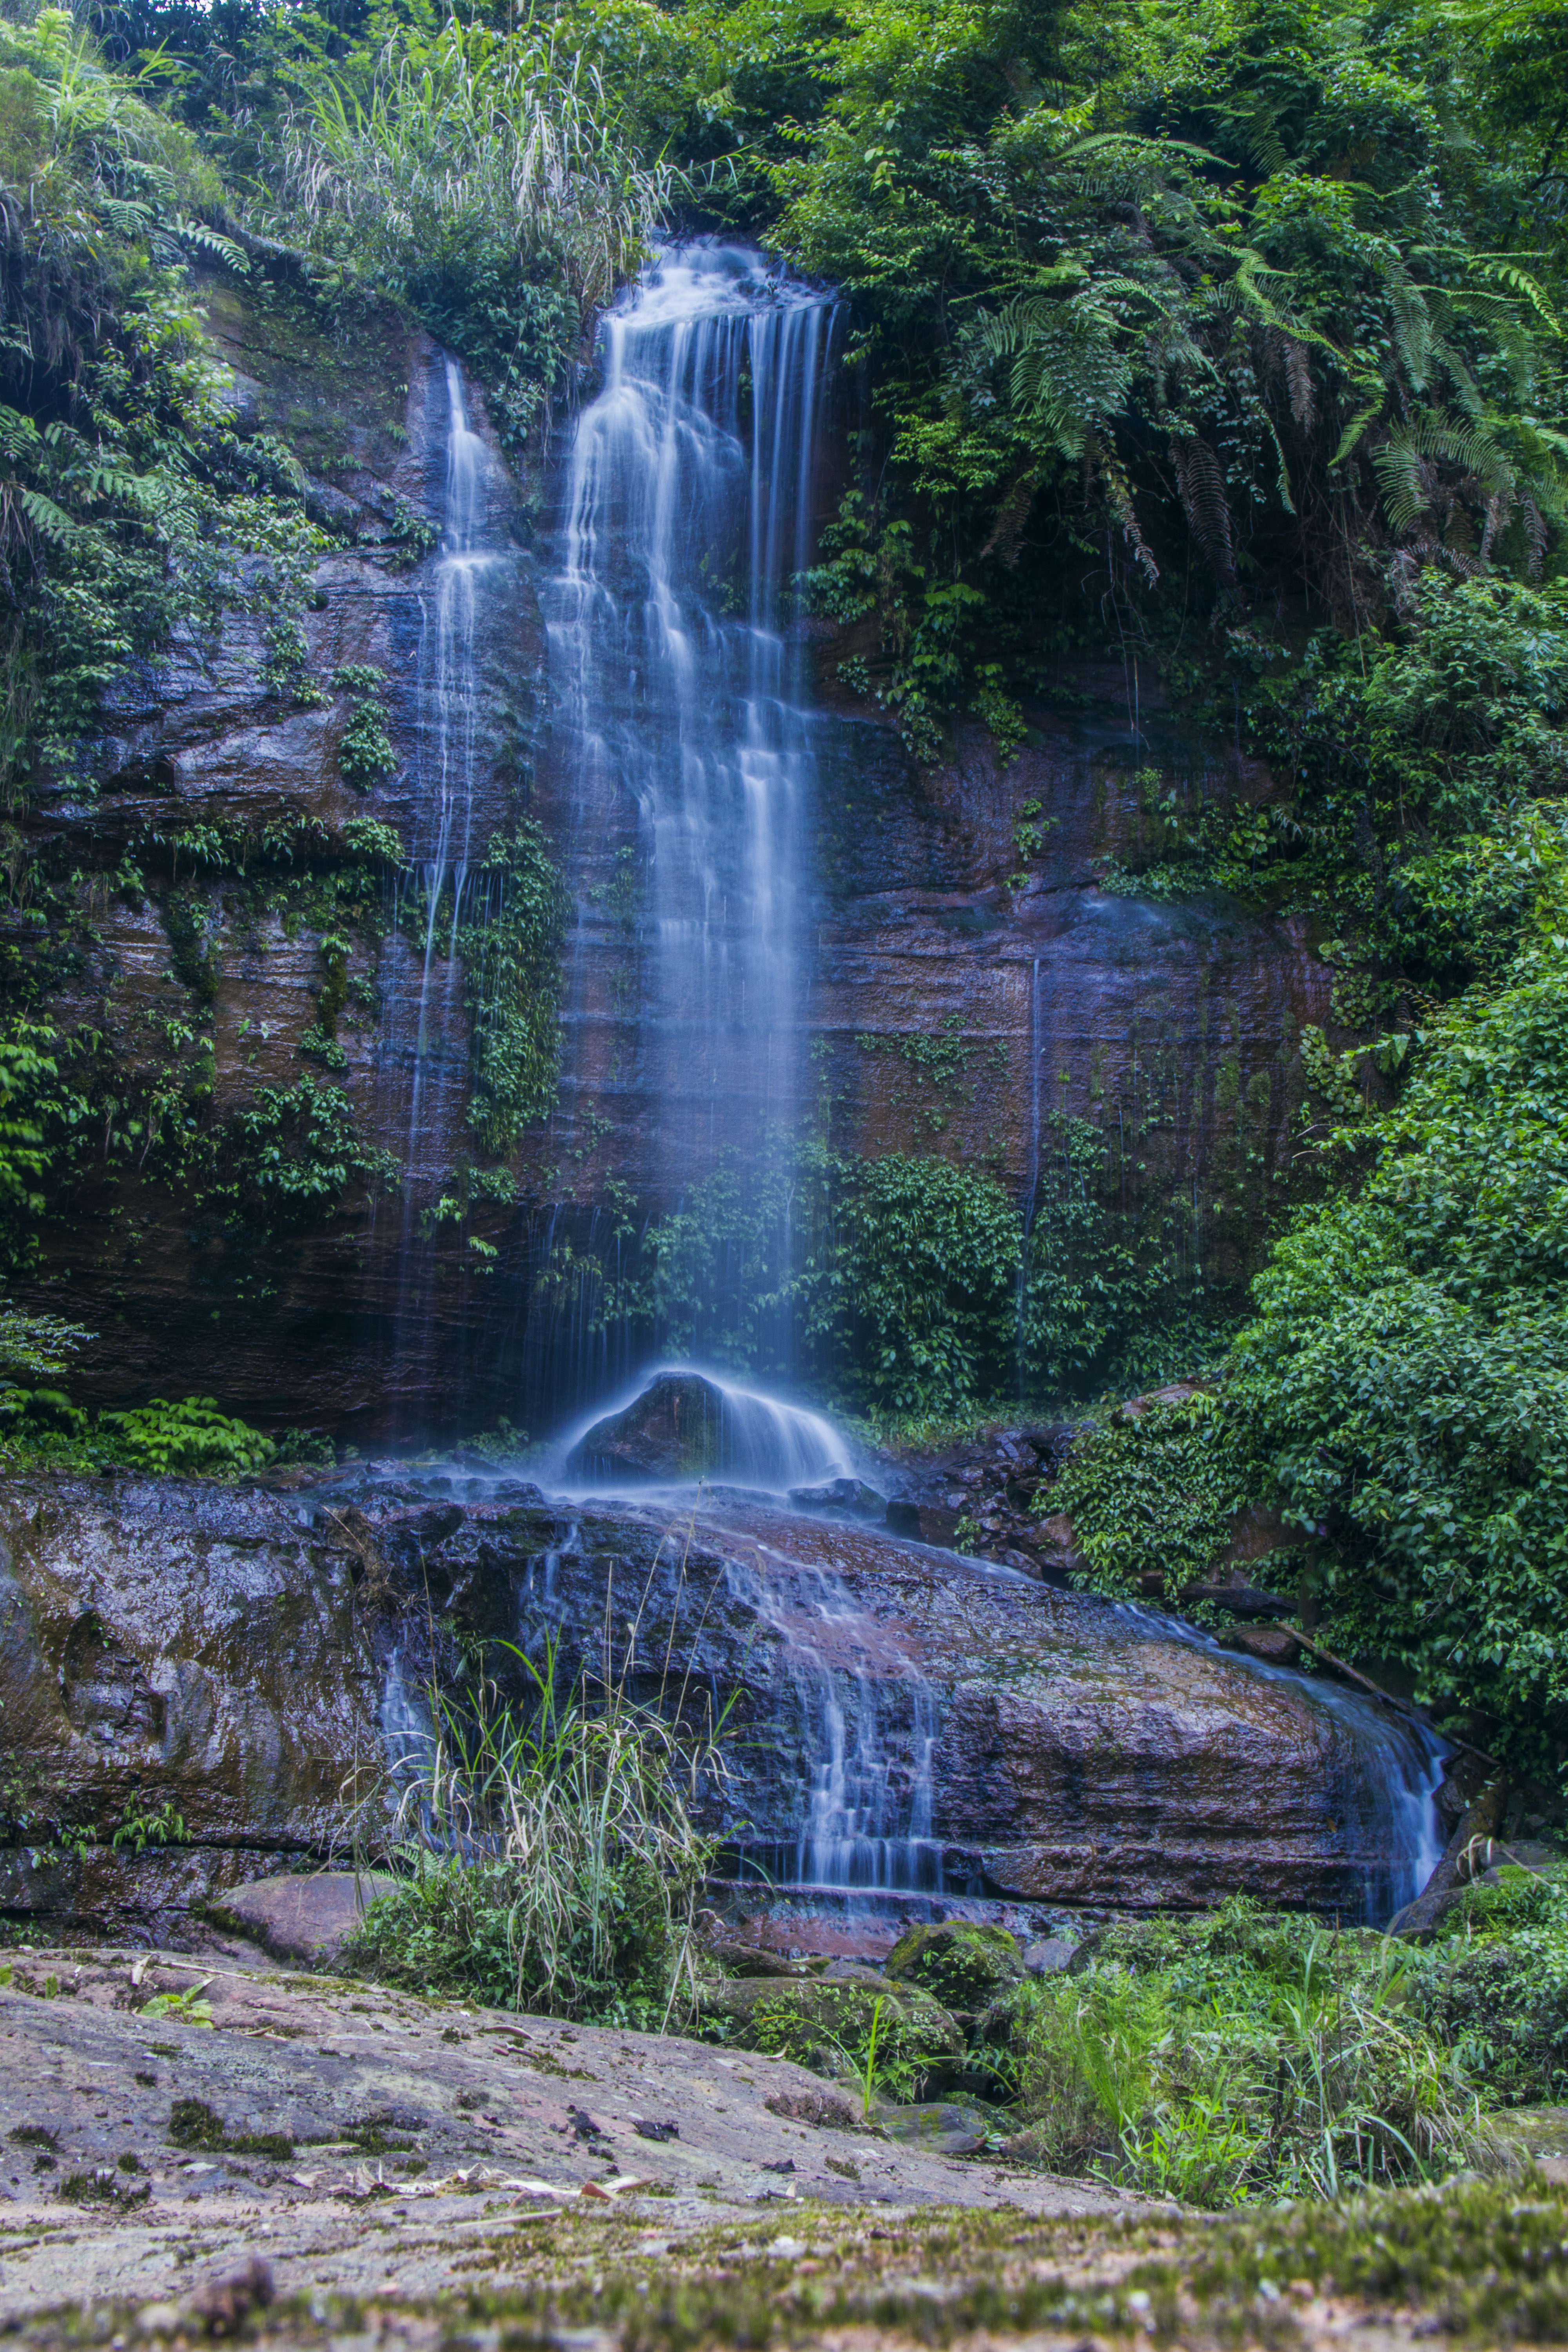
(1226, 911, 1568, 1777)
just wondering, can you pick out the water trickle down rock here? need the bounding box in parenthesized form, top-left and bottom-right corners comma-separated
(0, 1474, 1445, 1940)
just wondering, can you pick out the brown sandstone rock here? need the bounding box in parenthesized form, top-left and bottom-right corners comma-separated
(205, 1871, 399, 1962)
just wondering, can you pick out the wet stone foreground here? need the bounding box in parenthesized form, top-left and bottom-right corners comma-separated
(0, 1946, 1125, 2316)
(3, 1953, 1568, 2351)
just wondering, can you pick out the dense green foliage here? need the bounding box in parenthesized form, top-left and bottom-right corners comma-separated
(1045, 1395, 1250, 1599)
(594, 1116, 1196, 1410)
(1222, 904, 1568, 1775)
(999, 1901, 1484, 2204)
(457, 821, 571, 1154)
(0, 1384, 276, 1471)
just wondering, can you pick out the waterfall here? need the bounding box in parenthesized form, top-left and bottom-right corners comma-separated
(405, 356, 496, 1155)
(544, 241, 838, 1216)
(726, 1552, 954, 1897)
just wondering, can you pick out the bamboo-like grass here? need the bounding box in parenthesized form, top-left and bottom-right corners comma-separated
(276, 20, 674, 326)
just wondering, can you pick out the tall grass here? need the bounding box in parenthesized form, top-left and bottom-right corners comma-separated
(1010, 1909, 1492, 2207)
(348, 1531, 733, 2027)
(277, 21, 673, 328)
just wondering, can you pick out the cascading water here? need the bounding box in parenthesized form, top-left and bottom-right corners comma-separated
(403, 356, 495, 1157)
(559, 1366, 851, 1490)
(544, 241, 838, 1230)
(379, 265, 1446, 1940)
(731, 1555, 949, 1896)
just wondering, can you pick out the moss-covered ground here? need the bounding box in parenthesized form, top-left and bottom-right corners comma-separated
(11, 2175, 1568, 2348)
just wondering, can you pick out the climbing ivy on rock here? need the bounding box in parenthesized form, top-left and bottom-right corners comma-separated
(457, 820, 570, 1155)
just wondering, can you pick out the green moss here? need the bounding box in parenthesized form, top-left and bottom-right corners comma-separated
(884, 1921, 1024, 2009)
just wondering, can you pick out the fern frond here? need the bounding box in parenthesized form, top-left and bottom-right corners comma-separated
(1172, 436, 1236, 583)
(1469, 256, 1562, 335)
(16, 487, 76, 542)
(1373, 432, 1428, 529)
(1330, 399, 1384, 467)
(173, 219, 250, 274)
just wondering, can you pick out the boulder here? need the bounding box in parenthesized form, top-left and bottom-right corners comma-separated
(874, 2097, 1000, 2155)
(1225, 1626, 1302, 1666)
(884, 1921, 1025, 2008)
(565, 1372, 731, 1483)
(206, 1871, 399, 1963)
(883, 1501, 962, 1547)
(1022, 1937, 1077, 1975)
(789, 1478, 887, 1519)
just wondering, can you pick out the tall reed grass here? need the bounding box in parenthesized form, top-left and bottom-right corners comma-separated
(348, 1528, 733, 2027)
(277, 21, 672, 327)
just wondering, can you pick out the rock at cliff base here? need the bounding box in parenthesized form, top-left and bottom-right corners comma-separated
(884, 1921, 1025, 2008)
(789, 1476, 886, 1518)
(1226, 1626, 1303, 1666)
(208, 1871, 398, 1962)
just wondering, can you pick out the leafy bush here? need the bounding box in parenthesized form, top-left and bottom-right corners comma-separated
(604, 1125, 1195, 1414)
(346, 1636, 725, 2027)
(1042, 1397, 1257, 1601)
(737, 1979, 959, 2106)
(1405, 1869, 1568, 2107)
(98, 1395, 274, 1476)
(275, 19, 672, 444)
(1226, 909, 1568, 1775)
(223, 1079, 392, 1224)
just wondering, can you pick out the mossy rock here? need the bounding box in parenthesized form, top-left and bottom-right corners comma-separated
(884, 1920, 1025, 2008)
(703, 1974, 962, 2094)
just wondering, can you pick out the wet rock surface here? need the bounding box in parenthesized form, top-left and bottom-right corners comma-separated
(565, 1374, 743, 1483)
(0, 1467, 1439, 1937)
(207, 1874, 399, 1963)
(0, 1948, 1127, 2322)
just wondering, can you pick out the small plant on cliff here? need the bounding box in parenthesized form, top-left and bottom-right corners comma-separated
(347, 1630, 728, 2028)
(110, 1795, 188, 1853)
(330, 667, 398, 794)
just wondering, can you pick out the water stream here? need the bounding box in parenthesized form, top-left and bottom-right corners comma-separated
(544, 240, 839, 1218)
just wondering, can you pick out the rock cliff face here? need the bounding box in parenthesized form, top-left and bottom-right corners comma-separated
(19, 257, 1336, 1440)
(0, 1472, 1437, 1939)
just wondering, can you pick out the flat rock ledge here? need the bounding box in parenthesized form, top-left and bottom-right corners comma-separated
(0, 1947, 1125, 2328)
